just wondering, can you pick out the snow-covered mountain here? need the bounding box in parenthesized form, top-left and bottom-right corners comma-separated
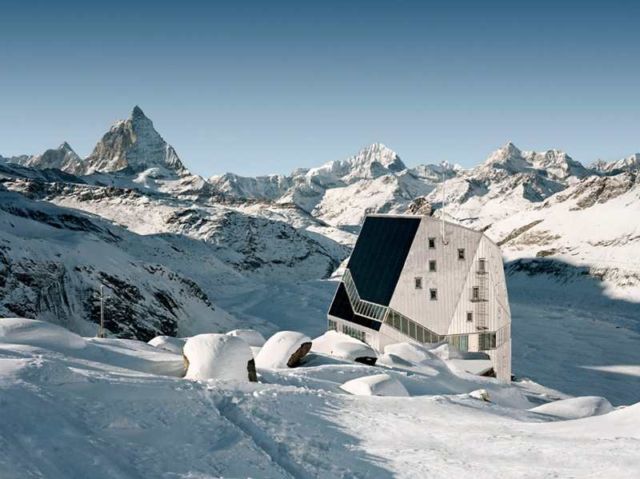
(82, 106, 187, 176)
(8, 141, 84, 173)
(2, 106, 639, 337)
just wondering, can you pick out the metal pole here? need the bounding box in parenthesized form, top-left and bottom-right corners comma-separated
(99, 285, 104, 338)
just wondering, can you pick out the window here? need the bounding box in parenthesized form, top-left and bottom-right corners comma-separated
(472, 286, 480, 301)
(328, 319, 337, 331)
(428, 237, 436, 249)
(429, 288, 438, 301)
(414, 277, 423, 289)
(479, 332, 497, 351)
(458, 248, 465, 260)
(466, 312, 473, 322)
(343, 325, 365, 342)
(478, 258, 486, 273)
(429, 260, 437, 272)
(448, 335, 469, 352)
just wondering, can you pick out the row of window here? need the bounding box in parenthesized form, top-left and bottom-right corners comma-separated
(386, 309, 445, 344)
(412, 284, 487, 303)
(427, 237, 466, 260)
(342, 324, 366, 342)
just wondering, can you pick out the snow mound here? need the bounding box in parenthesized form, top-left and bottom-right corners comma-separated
(340, 373, 409, 397)
(148, 335, 185, 354)
(312, 331, 377, 363)
(530, 396, 614, 420)
(0, 318, 87, 350)
(183, 334, 255, 382)
(255, 331, 312, 369)
(383, 342, 431, 364)
(226, 329, 266, 347)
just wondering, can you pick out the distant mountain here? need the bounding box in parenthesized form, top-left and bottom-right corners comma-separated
(2, 106, 639, 339)
(592, 153, 640, 175)
(8, 142, 84, 173)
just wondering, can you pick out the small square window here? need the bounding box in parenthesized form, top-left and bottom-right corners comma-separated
(458, 248, 465, 260)
(428, 237, 436, 249)
(429, 260, 437, 272)
(466, 312, 473, 322)
(414, 277, 423, 289)
(429, 288, 438, 301)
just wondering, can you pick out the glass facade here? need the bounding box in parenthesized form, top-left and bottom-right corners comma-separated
(448, 335, 469, 352)
(342, 324, 366, 342)
(385, 309, 445, 344)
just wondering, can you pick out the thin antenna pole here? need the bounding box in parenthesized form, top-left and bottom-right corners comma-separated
(441, 171, 447, 244)
(99, 285, 105, 339)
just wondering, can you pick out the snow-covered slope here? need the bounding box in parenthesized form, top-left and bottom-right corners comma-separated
(0, 318, 638, 478)
(0, 187, 240, 339)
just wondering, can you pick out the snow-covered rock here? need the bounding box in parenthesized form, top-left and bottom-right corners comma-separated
(148, 335, 186, 354)
(469, 389, 491, 402)
(255, 331, 312, 369)
(226, 329, 266, 347)
(340, 373, 409, 397)
(312, 330, 377, 363)
(530, 396, 614, 420)
(183, 334, 256, 381)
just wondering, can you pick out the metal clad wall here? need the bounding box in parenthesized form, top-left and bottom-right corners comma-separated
(389, 217, 482, 334)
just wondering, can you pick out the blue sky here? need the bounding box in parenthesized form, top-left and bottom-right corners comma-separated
(1, 0, 638, 176)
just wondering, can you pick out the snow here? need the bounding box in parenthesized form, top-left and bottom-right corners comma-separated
(226, 328, 266, 347)
(312, 330, 377, 362)
(147, 335, 185, 354)
(1, 318, 638, 478)
(183, 333, 253, 381)
(255, 331, 312, 369)
(340, 373, 409, 397)
(530, 396, 614, 419)
(0, 318, 87, 350)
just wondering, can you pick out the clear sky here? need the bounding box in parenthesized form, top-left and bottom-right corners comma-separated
(1, 0, 638, 176)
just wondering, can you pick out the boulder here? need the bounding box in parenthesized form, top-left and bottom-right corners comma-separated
(183, 334, 256, 382)
(312, 331, 377, 364)
(255, 331, 312, 369)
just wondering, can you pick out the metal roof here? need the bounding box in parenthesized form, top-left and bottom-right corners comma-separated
(346, 215, 421, 306)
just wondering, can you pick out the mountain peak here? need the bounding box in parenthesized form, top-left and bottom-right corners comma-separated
(353, 143, 406, 172)
(83, 107, 187, 176)
(131, 105, 149, 122)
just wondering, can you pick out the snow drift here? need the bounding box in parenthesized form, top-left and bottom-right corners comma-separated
(226, 329, 266, 347)
(340, 373, 409, 397)
(148, 335, 186, 354)
(530, 396, 614, 420)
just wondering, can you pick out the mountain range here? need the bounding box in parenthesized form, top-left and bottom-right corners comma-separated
(1, 106, 638, 339)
